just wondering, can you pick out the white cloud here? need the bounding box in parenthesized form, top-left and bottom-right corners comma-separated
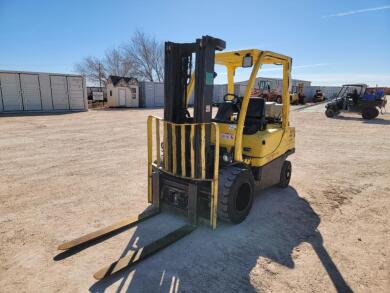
(293, 63, 329, 69)
(322, 5, 390, 18)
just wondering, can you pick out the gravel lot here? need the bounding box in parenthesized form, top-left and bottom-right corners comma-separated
(0, 105, 389, 292)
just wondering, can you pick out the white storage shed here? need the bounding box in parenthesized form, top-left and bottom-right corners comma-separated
(106, 76, 139, 108)
(0, 70, 87, 113)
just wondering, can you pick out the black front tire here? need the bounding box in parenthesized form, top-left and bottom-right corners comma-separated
(218, 166, 255, 224)
(325, 108, 335, 118)
(278, 160, 292, 188)
(362, 107, 379, 119)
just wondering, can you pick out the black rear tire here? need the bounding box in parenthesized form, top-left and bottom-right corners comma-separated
(218, 166, 254, 224)
(362, 107, 379, 119)
(278, 160, 292, 188)
(325, 108, 335, 118)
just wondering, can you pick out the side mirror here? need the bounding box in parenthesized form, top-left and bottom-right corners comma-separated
(242, 54, 253, 68)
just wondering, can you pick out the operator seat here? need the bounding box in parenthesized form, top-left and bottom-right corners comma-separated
(244, 97, 266, 135)
(214, 102, 238, 122)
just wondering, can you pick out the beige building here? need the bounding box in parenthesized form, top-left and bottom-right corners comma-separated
(106, 76, 139, 108)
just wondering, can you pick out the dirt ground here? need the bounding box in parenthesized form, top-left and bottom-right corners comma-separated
(0, 104, 389, 293)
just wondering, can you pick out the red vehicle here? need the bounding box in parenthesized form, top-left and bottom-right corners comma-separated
(251, 80, 282, 103)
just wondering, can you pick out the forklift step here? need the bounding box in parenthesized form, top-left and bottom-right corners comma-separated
(57, 208, 159, 251)
(93, 224, 196, 280)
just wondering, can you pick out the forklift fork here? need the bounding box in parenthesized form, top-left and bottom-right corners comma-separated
(57, 209, 159, 251)
(93, 225, 196, 280)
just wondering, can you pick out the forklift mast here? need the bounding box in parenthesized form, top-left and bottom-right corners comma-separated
(164, 35, 226, 124)
(164, 36, 225, 177)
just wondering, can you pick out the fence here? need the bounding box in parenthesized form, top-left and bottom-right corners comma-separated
(304, 86, 342, 100)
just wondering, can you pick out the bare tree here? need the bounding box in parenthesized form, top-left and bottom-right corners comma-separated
(153, 43, 164, 82)
(74, 56, 106, 85)
(123, 30, 164, 82)
(74, 30, 164, 84)
(104, 47, 135, 77)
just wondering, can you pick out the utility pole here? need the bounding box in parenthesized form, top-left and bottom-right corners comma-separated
(98, 63, 103, 106)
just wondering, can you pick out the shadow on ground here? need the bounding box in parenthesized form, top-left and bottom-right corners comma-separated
(0, 111, 84, 117)
(91, 107, 162, 112)
(60, 187, 352, 292)
(334, 115, 390, 125)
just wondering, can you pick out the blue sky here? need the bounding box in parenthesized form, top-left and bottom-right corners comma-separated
(0, 0, 389, 86)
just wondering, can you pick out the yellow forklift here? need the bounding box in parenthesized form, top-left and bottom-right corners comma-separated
(57, 36, 295, 280)
(290, 82, 305, 105)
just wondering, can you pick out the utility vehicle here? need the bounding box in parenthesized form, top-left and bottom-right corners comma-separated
(325, 84, 386, 119)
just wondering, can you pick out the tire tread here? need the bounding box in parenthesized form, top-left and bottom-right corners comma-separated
(218, 165, 253, 223)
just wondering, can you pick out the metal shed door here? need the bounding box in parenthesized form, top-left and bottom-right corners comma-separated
(154, 83, 164, 107)
(50, 76, 69, 110)
(128, 86, 139, 107)
(0, 73, 23, 111)
(0, 84, 2, 111)
(144, 82, 154, 107)
(67, 77, 84, 110)
(20, 74, 42, 110)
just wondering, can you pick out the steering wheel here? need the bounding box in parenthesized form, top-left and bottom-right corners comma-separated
(223, 93, 241, 104)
